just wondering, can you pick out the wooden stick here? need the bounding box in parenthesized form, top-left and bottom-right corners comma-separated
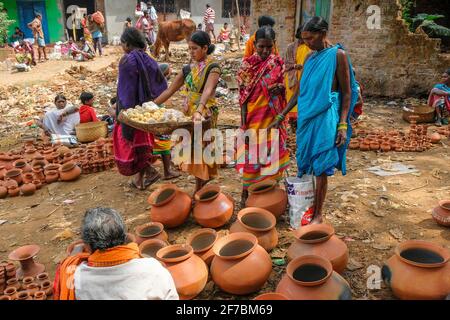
(403, 180, 429, 192)
(235, 0, 241, 50)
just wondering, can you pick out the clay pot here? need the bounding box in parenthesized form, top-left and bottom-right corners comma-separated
(193, 185, 234, 228)
(369, 142, 380, 151)
(148, 184, 192, 228)
(24, 148, 40, 162)
(44, 164, 60, 174)
(57, 146, 70, 158)
(246, 180, 288, 219)
(8, 245, 45, 279)
(230, 208, 278, 252)
(134, 222, 168, 245)
(139, 239, 168, 259)
(276, 255, 352, 300)
(0, 154, 14, 170)
(45, 170, 59, 184)
(254, 292, 289, 300)
(66, 240, 91, 256)
(31, 156, 48, 169)
(33, 291, 47, 300)
(26, 283, 40, 296)
(17, 291, 32, 300)
(211, 232, 272, 295)
(0, 186, 7, 199)
(40, 280, 53, 297)
(186, 228, 219, 266)
(0, 165, 6, 180)
(287, 224, 348, 274)
(382, 240, 450, 300)
(13, 160, 32, 173)
(156, 244, 208, 300)
(432, 200, 450, 227)
(20, 183, 37, 196)
(8, 186, 20, 197)
(0, 295, 12, 300)
(36, 272, 49, 286)
(22, 277, 34, 290)
(51, 152, 61, 164)
(32, 167, 45, 182)
(3, 287, 18, 300)
(6, 278, 21, 290)
(5, 169, 23, 185)
(381, 143, 391, 152)
(23, 173, 34, 184)
(59, 162, 82, 181)
(4, 178, 18, 189)
(5, 262, 16, 278)
(349, 141, 359, 150)
(32, 180, 42, 190)
(430, 132, 441, 144)
(359, 142, 370, 151)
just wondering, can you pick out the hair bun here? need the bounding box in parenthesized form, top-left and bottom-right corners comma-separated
(207, 43, 215, 55)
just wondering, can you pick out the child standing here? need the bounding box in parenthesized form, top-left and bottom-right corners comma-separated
(79, 92, 99, 123)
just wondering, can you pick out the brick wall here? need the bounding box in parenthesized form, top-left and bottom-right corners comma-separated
(250, 0, 297, 57)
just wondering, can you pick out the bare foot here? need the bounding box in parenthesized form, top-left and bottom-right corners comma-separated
(163, 170, 181, 180)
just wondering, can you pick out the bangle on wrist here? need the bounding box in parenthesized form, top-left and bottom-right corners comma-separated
(276, 114, 285, 122)
(337, 123, 348, 131)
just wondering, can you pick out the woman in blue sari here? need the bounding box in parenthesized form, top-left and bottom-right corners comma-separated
(270, 17, 358, 224)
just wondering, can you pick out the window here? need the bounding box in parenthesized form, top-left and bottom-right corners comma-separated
(153, 0, 175, 14)
(222, 0, 251, 18)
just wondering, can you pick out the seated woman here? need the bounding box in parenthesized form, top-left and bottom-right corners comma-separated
(53, 207, 179, 300)
(10, 27, 25, 44)
(217, 23, 231, 43)
(13, 40, 36, 66)
(428, 69, 450, 126)
(73, 39, 96, 62)
(79, 92, 99, 123)
(40, 94, 80, 136)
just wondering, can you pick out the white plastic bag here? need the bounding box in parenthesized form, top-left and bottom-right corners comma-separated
(285, 176, 315, 229)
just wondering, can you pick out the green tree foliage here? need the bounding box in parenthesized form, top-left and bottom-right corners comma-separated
(411, 13, 450, 37)
(0, 2, 15, 46)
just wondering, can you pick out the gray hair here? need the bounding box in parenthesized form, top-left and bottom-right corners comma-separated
(81, 208, 127, 252)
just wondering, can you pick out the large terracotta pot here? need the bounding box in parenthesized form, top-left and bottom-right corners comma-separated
(276, 255, 352, 300)
(193, 185, 234, 228)
(287, 224, 348, 274)
(148, 184, 192, 228)
(156, 244, 208, 300)
(229, 207, 278, 252)
(382, 240, 450, 300)
(432, 200, 450, 227)
(210, 232, 272, 295)
(254, 292, 289, 300)
(8, 245, 45, 279)
(59, 162, 82, 181)
(246, 180, 287, 219)
(139, 239, 168, 259)
(134, 222, 168, 245)
(5, 169, 23, 185)
(186, 228, 219, 266)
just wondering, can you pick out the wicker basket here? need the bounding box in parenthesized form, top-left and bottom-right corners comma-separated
(402, 105, 436, 124)
(75, 121, 108, 143)
(118, 111, 211, 135)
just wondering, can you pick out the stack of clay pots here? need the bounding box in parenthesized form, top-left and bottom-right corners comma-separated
(0, 271, 53, 300)
(77, 138, 115, 174)
(349, 120, 438, 153)
(0, 261, 17, 294)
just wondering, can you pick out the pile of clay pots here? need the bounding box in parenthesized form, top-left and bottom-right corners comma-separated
(349, 118, 445, 153)
(0, 138, 115, 199)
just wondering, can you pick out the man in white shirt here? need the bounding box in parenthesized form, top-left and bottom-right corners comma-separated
(203, 4, 216, 42)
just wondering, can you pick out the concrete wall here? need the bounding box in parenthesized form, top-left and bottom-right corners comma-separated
(104, 0, 136, 42)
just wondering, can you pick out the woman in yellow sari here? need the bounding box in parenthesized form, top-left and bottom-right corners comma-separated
(284, 26, 311, 130)
(154, 31, 221, 192)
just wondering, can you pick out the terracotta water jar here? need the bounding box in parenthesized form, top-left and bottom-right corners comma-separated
(139, 239, 168, 259)
(134, 222, 168, 245)
(0, 186, 7, 199)
(193, 185, 234, 228)
(20, 183, 36, 196)
(34, 291, 47, 300)
(186, 228, 219, 266)
(8, 186, 20, 197)
(246, 179, 288, 219)
(13, 160, 31, 173)
(45, 170, 59, 184)
(156, 244, 208, 300)
(148, 184, 192, 228)
(276, 255, 352, 300)
(254, 292, 289, 300)
(230, 207, 278, 252)
(8, 245, 45, 279)
(5, 169, 23, 185)
(382, 240, 450, 300)
(210, 232, 272, 295)
(59, 162, 82, 181)
(432, 200, 450, 227)
(287, 224, 348, 274)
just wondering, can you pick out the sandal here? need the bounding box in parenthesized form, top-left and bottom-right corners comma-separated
(130, 173, 161, 190)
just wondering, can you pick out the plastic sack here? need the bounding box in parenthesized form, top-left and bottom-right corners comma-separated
(285, 176, 315, 229)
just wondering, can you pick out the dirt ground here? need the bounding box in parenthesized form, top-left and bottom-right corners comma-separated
(0, 44, 448, 300)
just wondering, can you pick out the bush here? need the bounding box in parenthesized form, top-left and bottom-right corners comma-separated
(0, 2, 15, 46)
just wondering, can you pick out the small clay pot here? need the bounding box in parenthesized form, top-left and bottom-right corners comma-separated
(13, 160, 32, 173)
(45, 170, 59, 184)
(31, 156, 48, 169)
(230, 207, 278, 252)
(40, 280, 53, 297)
(26, 283, 40, 296)
(4, 178, 18, 189)
(32, 167, 45, 182)
(134, 222, 168, 245)
(349, 141, 359, 150)
(33, 291, 47, 300)
(0, 295, 12, 300)
(139, 239, 168, 259)
(3, 287, 18, 300)
(186, 228, 219, 266)
(369, 142, 380, 151)
(32, 180, 42, 190)
(381, 143, 391, 152)
(246, 180, 288, 219)
(193, 185, 234, 228)
(430, 132, 441, 144)
(22, 276, 34, 290)
(5, 262, 15, 278)
(431, 200, 450, 227)
(6, 278, 21, 290)
(5, 169, 23, 185)
(0, 186, 7, 199)
(17, 291, 32, 300)
(59, 162, 82, 181)
(20, 183, 37, 196)
(36, 272, 49, 285)
(359, 142, 370, 151)
(8, 186, 20, 197)
(23, 173, 34, 184)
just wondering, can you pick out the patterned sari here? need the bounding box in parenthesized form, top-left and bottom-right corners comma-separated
(236, 54, 290, 189)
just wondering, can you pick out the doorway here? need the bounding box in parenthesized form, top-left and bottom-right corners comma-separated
(17, 1, 50, 43)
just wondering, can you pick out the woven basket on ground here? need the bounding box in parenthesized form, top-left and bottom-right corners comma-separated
(118, 112, 211, 136)
(75, 121, 108, 143)
(402, 105, 436, 124)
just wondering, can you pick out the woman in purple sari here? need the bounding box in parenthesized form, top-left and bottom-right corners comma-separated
(114, 27, 168, 190)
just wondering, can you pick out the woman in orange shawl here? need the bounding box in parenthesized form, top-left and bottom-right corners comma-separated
(244, 15, 279, 58)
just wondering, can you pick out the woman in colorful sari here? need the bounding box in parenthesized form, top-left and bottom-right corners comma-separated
(244, 15, 279, 58)
(154, 31, 221, 193)
(428, 69, 450, 126)
(13, 40, 36, 66)
(114, 27, 167, 190)
(81, 14, 93, 44)
(53, 207, 178, 300)
(237, 26, 290, 205)
(284, 25, 311, 130)
(270, 17, 359, 224)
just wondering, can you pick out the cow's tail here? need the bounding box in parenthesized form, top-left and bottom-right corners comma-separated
(154, 35, 162, 57)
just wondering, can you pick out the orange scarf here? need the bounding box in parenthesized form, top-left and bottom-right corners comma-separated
(54, 243, 141, 300)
